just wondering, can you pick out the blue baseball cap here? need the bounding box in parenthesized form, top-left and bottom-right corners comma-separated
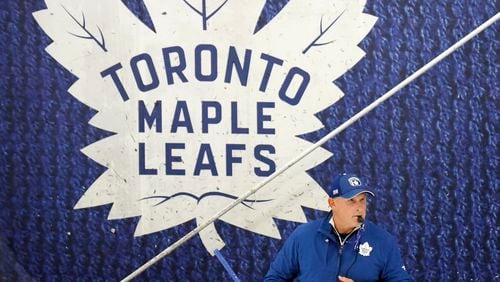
(328, 173, 375, 199)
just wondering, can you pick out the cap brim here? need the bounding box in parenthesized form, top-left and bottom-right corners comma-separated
(340, 189, 375, 199)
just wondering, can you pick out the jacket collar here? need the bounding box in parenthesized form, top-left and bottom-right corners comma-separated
(317, 212, 365, 243)
(317, 212, 336, 240)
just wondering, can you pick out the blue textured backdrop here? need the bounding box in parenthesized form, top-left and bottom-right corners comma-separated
(0, 0, 498, 281)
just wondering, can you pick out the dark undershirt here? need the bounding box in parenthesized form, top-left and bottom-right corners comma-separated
(331, 226, 349, 241)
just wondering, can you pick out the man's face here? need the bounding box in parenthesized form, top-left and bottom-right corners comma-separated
(328, 193, 367, 233)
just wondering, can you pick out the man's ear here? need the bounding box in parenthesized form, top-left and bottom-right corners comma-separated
(328, 198, 335, 209)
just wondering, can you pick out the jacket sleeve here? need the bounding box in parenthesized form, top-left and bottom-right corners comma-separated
(381, 238, 411, 282)
(264, 231, 300, 281)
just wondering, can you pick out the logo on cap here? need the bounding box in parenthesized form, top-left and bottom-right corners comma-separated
(348, 177, 361, 187)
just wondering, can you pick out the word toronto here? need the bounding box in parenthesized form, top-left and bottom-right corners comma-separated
(100, 44, 313, 177)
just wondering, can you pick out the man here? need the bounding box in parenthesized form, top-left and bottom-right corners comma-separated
(264, 173, 410, 281)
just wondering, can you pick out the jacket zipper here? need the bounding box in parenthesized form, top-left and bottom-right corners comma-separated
(337, 243, 344, 277)
(334, 228, 358, 278)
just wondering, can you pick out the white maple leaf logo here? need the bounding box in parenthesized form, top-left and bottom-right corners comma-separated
(34, 0, 376, 254)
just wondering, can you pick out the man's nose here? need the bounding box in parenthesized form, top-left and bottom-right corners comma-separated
(355, 203, 363, 211)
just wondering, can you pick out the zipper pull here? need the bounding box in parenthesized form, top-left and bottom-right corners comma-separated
(339, 245, 344, 255)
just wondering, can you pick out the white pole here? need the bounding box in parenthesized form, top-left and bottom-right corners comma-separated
(122, 12, 499, 282)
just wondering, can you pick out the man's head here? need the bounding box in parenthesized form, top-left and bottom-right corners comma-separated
(327, 173, 374, 234)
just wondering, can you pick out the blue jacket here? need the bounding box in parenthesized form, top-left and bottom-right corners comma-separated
(264, 213, 410, 281)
